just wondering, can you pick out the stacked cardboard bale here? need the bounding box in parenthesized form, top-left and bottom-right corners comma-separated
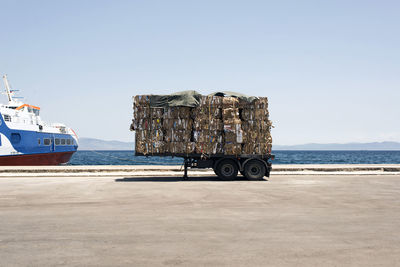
(192, 95, 224, 154)
(132, 95, 165, 154)
(222, 97, 243, 155)
(131, 92, 272, 156)
(163, 107, 195, 154)
(241, 97, 272, 154)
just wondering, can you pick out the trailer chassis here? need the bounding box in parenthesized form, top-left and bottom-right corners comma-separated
(136, 153, 274, 180)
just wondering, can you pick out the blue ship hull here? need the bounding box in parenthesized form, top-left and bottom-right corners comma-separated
(0, 113, 78, 165)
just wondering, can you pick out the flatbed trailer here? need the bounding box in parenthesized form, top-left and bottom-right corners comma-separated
(135, 152, 274, 180)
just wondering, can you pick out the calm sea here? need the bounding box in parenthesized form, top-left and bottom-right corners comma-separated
(68, 150, 400, 165)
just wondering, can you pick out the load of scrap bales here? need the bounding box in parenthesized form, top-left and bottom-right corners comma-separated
(130, 90, 272, 155)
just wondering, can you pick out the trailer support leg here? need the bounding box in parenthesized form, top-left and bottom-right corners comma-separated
(183, 158, 189, 180)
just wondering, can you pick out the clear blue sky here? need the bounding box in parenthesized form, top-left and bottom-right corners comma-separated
(1, 0, 399, 144)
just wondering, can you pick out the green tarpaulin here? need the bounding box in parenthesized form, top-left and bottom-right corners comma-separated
(149, 90, 201, 107)
(148, 90, 257, 108)
(209, 91, 258, 103)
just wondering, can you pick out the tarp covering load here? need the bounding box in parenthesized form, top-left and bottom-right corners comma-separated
(149, 90, 202, 108)
(131, 91, 272, 155)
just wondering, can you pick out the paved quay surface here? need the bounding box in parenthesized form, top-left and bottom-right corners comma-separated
(0, 164, 399, 177)
(1, 174, 400, 266)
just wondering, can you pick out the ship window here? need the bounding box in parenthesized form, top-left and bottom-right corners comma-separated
(38, 138, 41, 145)
(11, 133, 21, 144)
(67, 139, 71, 145)
(3, 115, 11, 122)
(44, 138, 51, 146)
(55, 138, 60, 145)
(34, 109, 40, 116)
(61, 139, 66, 145)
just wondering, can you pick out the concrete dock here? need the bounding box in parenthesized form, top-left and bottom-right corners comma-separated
(1, 166, 400, 266)
(0, 164, 399, 177)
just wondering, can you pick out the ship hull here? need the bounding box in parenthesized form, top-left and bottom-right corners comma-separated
(0, 151, 75, 166)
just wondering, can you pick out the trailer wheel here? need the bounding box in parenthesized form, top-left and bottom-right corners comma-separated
(265, 167, 271, 178)
(216, 159, 238, 180)
(213, 167, 219, 176)
(244, 159, 266, 180)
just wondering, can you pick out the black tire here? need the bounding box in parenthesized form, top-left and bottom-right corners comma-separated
(265, 167, 271, 178)
(216, 159, 238, 180)
(244, 160, 266, 180)
(213, 167, 219, 177)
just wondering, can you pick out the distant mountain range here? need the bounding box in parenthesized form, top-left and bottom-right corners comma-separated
(273, 142, 400, 150)
(78, 138, 134, 150)
(78, 138, 400, 151)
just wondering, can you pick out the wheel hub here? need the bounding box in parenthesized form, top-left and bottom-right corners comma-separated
(221, 164, 234, 176)
(250, 166, 261, 175)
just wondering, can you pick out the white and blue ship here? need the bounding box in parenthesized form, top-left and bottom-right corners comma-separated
(0, 75, 78, 165)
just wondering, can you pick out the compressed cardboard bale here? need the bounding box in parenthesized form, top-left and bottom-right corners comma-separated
(222, 108, 239, 120)
(164, 129, 191, 142)
(222, 103, 243, 154)
(133, 118, 149, 130)
(131, 117, 163, 131)
(242, 129, 259, 143)
(151, 141, 165, 154)
(192, 96, 224, 155)
(135, 129, 148, 142)
(163, 107, 192, 119)
(255, 109, 269, 119)
(225, 132, 244, 144)
(143, 118, 164, 130)
(241, 109, 257, 121)
(223, 119, 243, 142)
(193, 130, 223, 143)
(224, 143, 242, 155)
(254, 120, 272, 135)
(223, 120, 241, 131)
(238, 97, 257, 108)
(133, 106, 151, 119)
(198, 95, 223, 107)
(135, 141, 165, 155)
(151, 118, 163, 129)
(255, 97, 268, 110)
(192, 107, 222, 119)
(240, 97, 269, 120)
(242, 142, 271, 155)
(132, 92, 271, 156)
(168, 142, 195, 154)
(241, 120, 257, 131)
(150, 108, 164, 118)
(149, 130, 164, 142)
(158, 106, 193, 155)
(192, 95, 223, 134)
(242, 143, 256, 155)
(254, 98, 269, 119)
(193, 118, 222, 131)
(195, 142, 223, 154)
(135, 140, 146, 154)
(222, 96, 239, 108)
(163, 118, 193, 130)
(135, 129, 164, 142)
(133, 95, 151, 106)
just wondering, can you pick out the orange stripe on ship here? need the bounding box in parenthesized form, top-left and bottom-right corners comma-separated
(16, 104, 41, 110)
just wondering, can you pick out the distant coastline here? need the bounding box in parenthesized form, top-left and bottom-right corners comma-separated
(78, 138, 400, 151)
(78, 138, 134, 151)
(273, 141, 400, 151)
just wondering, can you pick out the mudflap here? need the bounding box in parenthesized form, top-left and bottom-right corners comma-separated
(265, 162, 272, 177)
